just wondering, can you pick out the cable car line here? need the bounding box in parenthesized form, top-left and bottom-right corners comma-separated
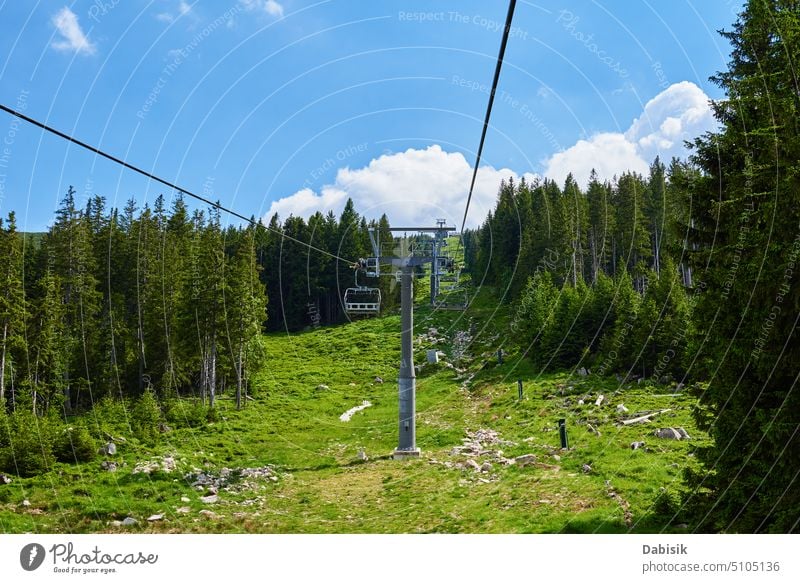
(459, 0, 517, 235)
(0, 102, 354, 265)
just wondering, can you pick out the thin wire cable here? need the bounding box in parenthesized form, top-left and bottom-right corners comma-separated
(459, 0, 517, 234)
(0, 103, 354, 264)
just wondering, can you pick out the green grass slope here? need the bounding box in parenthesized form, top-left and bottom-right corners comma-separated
(0, 287, 705, 533)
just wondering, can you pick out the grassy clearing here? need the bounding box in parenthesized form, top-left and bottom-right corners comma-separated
(0, 286, 706, 533)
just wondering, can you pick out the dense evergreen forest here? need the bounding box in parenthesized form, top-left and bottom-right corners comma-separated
(0, 191, 401, 415)
(465, 0, 799, 532)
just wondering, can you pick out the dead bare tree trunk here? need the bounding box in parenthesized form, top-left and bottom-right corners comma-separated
(209, 333, 216, 408)
(0, 323, 7, 405)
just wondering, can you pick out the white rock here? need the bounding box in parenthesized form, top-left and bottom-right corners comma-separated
(100, 442, 117, 456)
(655, 428, 682, 440)
(21, 499, 31, 507)
(176, 507, 191, 514)
(514, 454, 538, 467)
(147, 514, 164, 522)
(200, 494, 219, 504)
(122, 517, 138, 526)
(617, 404, 629, 413)
(465, 459, 481, 471)
(180, 496, 191, 503)
(595, 395, 605, 407)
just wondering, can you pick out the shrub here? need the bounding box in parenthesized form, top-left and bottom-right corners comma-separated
(164, 399, 208, 429)
(0, 408, 56, 477)
(53, 424, 97, 463)
(130, 388, 162, 444)
(88, 396, 132, 441)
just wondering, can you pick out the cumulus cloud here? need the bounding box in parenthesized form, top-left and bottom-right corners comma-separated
(51, 7, 96, 55)
(544, 81, 717, 186)
(239, 0, 284, 17)
(264, 145, 536, 229)
(265, 82, 717, 229)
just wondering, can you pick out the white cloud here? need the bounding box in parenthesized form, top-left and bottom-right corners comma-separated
(545, 133, 650, 187)
(51, 7, 96, 55)
(240, 0, 285, 17)
(265, 82, 717, 230)
(156, 0, 194, 23)
(264, 145, 536, 229)
(544, 81, 717, 186)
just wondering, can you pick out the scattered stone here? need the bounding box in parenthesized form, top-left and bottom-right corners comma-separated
(582, 464, 592, 474)
(595, 395, 605, 407)
(676, 427, 691, 439)
(180, 496, 191, 503)
(577, 367, 588, 376)
(348, 382, 357, 387)
(158, 423, 172, 433)
(0, 474, 11, 485)
(22, 499, 31, 507)
(587, 424, 601, 437)
(514, 454, 538, 467)
(99, 442, 117, 456)
(631, 441, 646, 450)
(357, 448, 368, 462)
(200, 494, 219, 504)
(134, 455, 177, 475)
(480, 462, 493, 472)
(655, 428, 682, 440)
(551, 454, 561, 462)
(176, 507, 191, 514)
(577, 399, 585, 406)
(616, 404, 629, 413)
(147, 514, 164, 522)
(198, 509, 218, 519)
(315, 384, 329, 391)
(100, 461, 117, 472)
(374, 376, 384, 384)
(465, 459, 482, 472)
(109, 520, 123, 527)
(121, 517, 138, 526)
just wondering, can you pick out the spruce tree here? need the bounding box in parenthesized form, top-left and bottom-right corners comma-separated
(686, 0, 800, 532)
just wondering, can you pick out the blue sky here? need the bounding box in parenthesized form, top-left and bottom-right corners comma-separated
(0, 0, 744, 231)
